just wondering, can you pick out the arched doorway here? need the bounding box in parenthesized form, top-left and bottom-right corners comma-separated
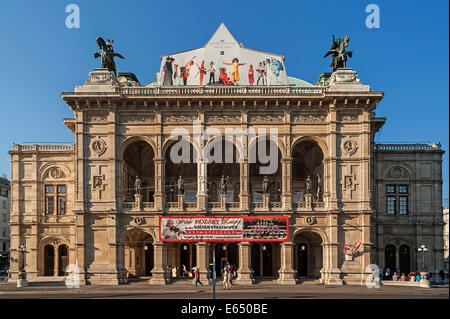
(399, 245, 410, 275)
(44, 245, 54, 276)
(385, 245, 396, 274)
(297, 243, 308, 276)
(122, 140, 155, 203)
(251, 244, 261, 277)
(123, 230, 154, 277)
(58, 245, 68, 276)
(250, 243, 277, 278)
(294, 231, 323, 278)
(144, 243, 154, 276)
(292, 140, 324, 203)
(165, 140, 198, 203)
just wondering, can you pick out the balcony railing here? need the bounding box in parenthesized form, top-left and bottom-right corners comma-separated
(120, 85, 325, 96)
(11, 144, 75, 152)
(375, 143, 441, 151)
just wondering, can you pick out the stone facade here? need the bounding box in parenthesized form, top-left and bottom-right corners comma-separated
(0, 175, 10, 267)
(7, 35, 445, 286)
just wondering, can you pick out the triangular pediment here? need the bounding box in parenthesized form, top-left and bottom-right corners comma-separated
(206, 23, 239, 47)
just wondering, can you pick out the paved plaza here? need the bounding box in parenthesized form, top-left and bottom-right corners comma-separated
(0, 282, 448, 299)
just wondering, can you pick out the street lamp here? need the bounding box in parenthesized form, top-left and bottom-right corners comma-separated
(17, 244, 28, 287)
(417, 244, 428, 271)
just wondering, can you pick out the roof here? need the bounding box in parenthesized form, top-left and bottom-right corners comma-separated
(0, 176, 10, 188)
(287, 76, 314, 87)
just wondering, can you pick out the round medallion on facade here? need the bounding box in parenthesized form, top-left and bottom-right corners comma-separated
(134, 217, 146, 225)
(49, 167, 63, 179)
(304, 216, 316, 225)
(390, 167, 403, 179)
(342, 138, 358, 156)
(91, 138, 107, 156)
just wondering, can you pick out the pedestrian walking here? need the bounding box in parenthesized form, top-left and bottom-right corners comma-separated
(182, 264, 187, 278)
(194, 267, 203, 287)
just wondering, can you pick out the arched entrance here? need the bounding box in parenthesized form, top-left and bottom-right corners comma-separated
(385, 245, 396, 274)
(122, 140, 155, 202)
(123, 230, 154, 278)
(294, 231, 323, 278)
(44, 245, 54, 276)
(399, 245, 410, 275)
(209, 243, 239, 278)
(250, 243, 278, 279)
(58, 245, 68, 276)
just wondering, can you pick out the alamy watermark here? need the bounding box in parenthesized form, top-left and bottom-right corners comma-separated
(365, 4, 380, 28)
(169, 120, 279, 174)
(65, 4, 80, 29)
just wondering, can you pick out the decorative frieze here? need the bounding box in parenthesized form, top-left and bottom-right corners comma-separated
(86, 113, 108, 123)
(163, 114, 199, 124)
(292, 113, 327, 123)
(339, 114, 359, 122)
(249, 114, 284, 124)
(119, 113, 155, 124)
(206, 114, 241, 124)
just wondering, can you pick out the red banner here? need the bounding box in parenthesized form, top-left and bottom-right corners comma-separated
(159, 216, 289, 242)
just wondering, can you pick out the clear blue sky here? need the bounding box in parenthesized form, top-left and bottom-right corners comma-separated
(0, 0, 448, 204)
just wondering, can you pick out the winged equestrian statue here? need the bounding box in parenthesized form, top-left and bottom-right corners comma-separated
(94, 37, 125, 76)
(324, 35, 352, 72)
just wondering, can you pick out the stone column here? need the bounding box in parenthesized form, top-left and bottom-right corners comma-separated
(323, 211, 343, 285)
(236, 242, 254, 285)
(154, 158, 165, 210)
(149, 242, 167, 285)
(278, 242, 297, 284)
(281, 157, 293, 211)
(240, 161, 250, 211)
(196, 242, 210, 284)
(54, 247, 59, 276)
(197, 160, 208, 211)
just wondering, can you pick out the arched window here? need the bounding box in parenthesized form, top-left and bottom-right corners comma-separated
(58, 245, 68, 276)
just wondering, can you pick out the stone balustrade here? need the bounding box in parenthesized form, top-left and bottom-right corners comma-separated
(375, 143, 442, 151)
(120, 85, 325, 96)
(11, 144, 75, 151)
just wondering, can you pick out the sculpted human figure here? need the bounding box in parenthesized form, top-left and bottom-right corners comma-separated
(263, 176, 270, 194)
(94, 37, 125, 76)
(177, 176, 184, 195)
(134, 176, 141, 195)
(220, 175, 229, 195)
(306, 175, 312, 195)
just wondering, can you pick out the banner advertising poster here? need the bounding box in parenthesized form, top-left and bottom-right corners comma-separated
(159, 216, 289, 242)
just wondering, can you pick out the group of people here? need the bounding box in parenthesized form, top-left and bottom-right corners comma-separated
(162, 55, 284, 86)
(243, 220, 287, 239)
(381, 267, 448, 282)
(222, 263, 235, 289)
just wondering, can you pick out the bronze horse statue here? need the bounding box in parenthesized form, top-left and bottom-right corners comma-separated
(324, 35, 352, 72)
(94, 37, 124, 76)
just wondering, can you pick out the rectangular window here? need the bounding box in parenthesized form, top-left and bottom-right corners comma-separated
(57, 196, 66, 215)
(2, 228, 5, 237)
(399, 185, 408, 194)
(1, 201, 5, 209)
(45, 185, 54, 193)
(2, 242, 5, 251)
(387, 196, 396, 214)
(2, 214, 5, 222)
(57, 185, 66, 194)
(45, 196, 54, 215)
(399, 196, 408, 215)
(386, 185, 396, 193)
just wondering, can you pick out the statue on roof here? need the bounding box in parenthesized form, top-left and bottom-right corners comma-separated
(94, 37, 125, 76)
(324, 35, 352, 72)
